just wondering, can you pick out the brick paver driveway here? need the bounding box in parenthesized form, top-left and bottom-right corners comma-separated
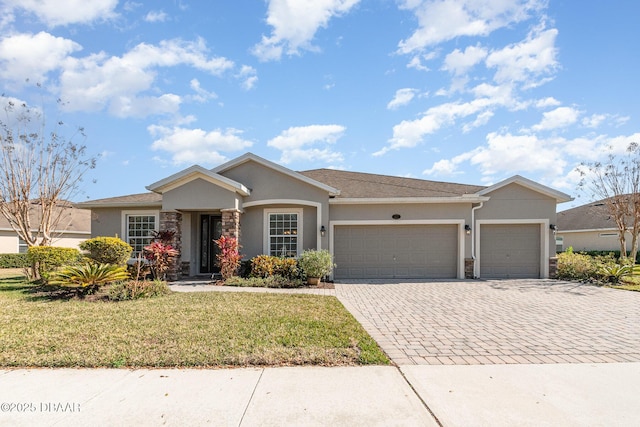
(335, 279, 640, 365)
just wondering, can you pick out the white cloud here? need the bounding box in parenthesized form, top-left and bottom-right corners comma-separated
(237, 65, 258, 90)
(267, 124, 346, 164)
(397, 0, 545, 54)
(442, 44, 487, 75)
(387, 88, 417, 110)
(252, 0, 361, 61)
(3, 0, 118, 27)
(486, 26, 559, 87)
(534, 97, 561, 108)
(532, 106, 580, 131)
(58, 38, 235, 117)
(470, 132, 566, 177)
(189, 79, 217, 103)
(144, 10, 168, 23)
(0, 32, 81, 85)
(376, 95, 504, 156)
(148, 125, 253, 165)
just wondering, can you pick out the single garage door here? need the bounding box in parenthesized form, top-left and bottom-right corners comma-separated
(333, 224, 458, 279)
(480, 224, 540, 278)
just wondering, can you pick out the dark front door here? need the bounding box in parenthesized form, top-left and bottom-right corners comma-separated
(200, 215, 222, 274)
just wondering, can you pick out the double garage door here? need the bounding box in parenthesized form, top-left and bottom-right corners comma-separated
(333, 224, 458, 279)
(333, 223, 542, 280)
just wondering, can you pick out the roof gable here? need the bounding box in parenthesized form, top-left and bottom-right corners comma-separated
(212, 153, 340, 196)
(478, 175, 573, 203)
(146, 165, 250, 196)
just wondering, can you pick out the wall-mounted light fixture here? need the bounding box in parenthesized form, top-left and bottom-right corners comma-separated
(465, 224, 472, 235)
(392, 214, 401, 220)
(320, 225, 326, 237)
(550, 224, 557, 232)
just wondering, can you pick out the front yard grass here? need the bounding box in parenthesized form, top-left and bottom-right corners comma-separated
(612, 275, 640, 291)
(0, 271, 388, 368)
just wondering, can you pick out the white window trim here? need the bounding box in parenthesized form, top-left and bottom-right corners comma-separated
(263, 208, 303, 257)
(121, 210, 159, 257)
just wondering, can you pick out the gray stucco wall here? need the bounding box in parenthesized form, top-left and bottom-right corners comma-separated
(162, 178, 240, 211)
(89, 206, 160, 239)
(240, 204, 319, 259)
(477, 183, 557, 257)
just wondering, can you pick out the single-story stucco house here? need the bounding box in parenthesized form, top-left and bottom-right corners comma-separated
(77, 152, 573, 280)
(556, 197, 636, 253)
(0, 202, 91, 253)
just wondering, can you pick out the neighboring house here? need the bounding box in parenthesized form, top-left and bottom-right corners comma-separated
(0, 202, 91, 253)
(76, 153, 572, 280)
(556, 197, 636, 253)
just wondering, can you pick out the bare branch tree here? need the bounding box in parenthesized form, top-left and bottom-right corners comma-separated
(578, 142, 640, 262)
(0, 93, 97, 248)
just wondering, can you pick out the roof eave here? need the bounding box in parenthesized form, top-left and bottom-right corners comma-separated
(478, 175, 573, 203)
(330, 196, 490, 205)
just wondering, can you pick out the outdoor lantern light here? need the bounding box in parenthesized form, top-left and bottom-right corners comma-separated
(465, 224, 472, 235)
(550, 224, 558, 231)
(320, 225, 326, 237)
(392, 214, 401, 219)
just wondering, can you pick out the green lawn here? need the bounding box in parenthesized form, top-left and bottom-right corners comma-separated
(612, 275, 640, 291)
(0, 270, 389, 368)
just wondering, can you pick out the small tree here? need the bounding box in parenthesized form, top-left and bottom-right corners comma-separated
(579, 142, 640, 263)
(0, 92, 97, 251)
(215, 236, 242, 280)
(143, 241, 178, 281)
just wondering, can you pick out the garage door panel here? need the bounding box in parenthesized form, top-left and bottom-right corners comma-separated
(334, 224, 458, 279)
(480, 224, 540, 279)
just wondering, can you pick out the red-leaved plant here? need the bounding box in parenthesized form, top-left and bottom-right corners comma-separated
(143, 241, 179, 280)
(215, 236, 242, 280)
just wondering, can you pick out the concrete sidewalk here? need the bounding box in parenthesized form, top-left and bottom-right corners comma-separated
(3, 363, 640, 426)
(0, 366, 435, 427)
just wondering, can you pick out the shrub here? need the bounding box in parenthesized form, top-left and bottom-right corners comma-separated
(27, 246, 82, 281)
(108, 279, 171, 301)
(80, 236, 132, 266)
(215, 236, 242, 279)
(143, 241, 178, 280)
(224, 275, 303, 288)
(557, 249, 599, 280)
(48, 263, 129, 293)
(0, 253, 30, 268)
(250, 255, 301, 280)
(298, 249, 334, 279)
(597, 263, 640, 284)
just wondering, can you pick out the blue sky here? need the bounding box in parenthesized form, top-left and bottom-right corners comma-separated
(1, 1, 638, 208)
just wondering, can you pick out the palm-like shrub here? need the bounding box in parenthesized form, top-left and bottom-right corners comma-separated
(49, 263, 129, 290)
(598, 263, 640, 284)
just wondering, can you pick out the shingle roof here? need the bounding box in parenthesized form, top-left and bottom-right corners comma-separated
(299, 169, 486, 198)
(557, 196, 633, 231)
(0, 201, 90, 233)
(75, 192, 162, 208)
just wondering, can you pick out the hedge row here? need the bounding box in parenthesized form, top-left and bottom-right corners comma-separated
(0, 253, 30, 268)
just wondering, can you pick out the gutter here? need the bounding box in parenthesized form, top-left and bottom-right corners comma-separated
(471, 202, 484, 278)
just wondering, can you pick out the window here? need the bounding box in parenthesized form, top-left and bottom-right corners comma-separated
(599, 232, 618, 237)
(124, 212, 158, 256)
(555, 236, 563, 253)
(18, 238, 28, 254)
(265, 209, 302, 257)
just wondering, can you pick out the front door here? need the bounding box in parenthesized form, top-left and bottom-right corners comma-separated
(200, 215, 222, 274)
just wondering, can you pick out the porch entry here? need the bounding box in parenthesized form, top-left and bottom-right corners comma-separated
(200, 215, 222, 274)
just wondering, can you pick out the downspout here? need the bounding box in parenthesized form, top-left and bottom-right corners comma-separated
(471, 202, 484, 278)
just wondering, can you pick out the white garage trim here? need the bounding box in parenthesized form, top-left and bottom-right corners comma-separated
(330, 220, 466, 279)
(475, 219, 550, 278)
